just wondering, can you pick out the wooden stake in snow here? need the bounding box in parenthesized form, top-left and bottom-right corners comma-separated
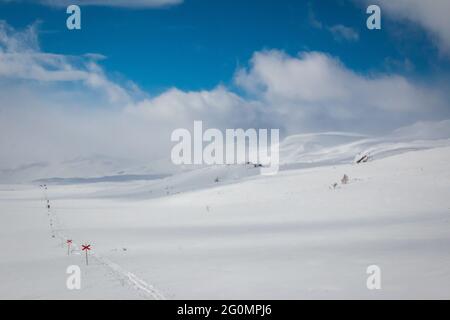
(66, 240, 73, 256)
(82, 244, 91, 265)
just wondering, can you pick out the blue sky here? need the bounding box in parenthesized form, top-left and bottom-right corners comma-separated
(1, 0, 450, 169)
(1, 0, 447, 93)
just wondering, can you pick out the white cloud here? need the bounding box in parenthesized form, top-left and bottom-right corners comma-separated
(364, 0, 450, 56)
(235, 50, 447, 133)
(1, 0, 183, 8)
(0, 21, 131, 104)
(129, 50, 447, 136)
(127, 87, 261, 131)
(0, 21, 449, 180)
(329, 25, 359, 42)
(235, 50, 440, 111)
(308, 5, 359, 43)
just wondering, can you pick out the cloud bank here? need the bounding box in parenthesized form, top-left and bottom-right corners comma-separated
(0, 21, 449, 178)
(234, 50, 446, 133)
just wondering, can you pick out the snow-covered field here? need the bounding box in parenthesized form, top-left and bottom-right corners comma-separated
(1, 140, 450, 299)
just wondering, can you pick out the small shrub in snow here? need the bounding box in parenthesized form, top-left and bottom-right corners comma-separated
(341, 174, 349, 185)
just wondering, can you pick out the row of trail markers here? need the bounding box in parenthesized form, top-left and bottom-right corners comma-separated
(40, 185, 92, 266)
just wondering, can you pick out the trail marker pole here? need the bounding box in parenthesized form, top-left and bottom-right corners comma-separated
(67, 240, 73, 256)
(82, 244, 91, 265)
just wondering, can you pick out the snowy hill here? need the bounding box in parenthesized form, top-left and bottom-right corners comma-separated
(3, 126, 450, 197)
(1, 145, 450, 299)
(279, 131, 450, 169)
(3, 120, 450, 187)
(0, 154, 171, 185)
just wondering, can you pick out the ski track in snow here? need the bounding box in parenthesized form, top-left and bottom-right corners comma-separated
(42, 189, 166, 300)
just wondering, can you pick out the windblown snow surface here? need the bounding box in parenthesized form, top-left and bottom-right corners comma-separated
(1, 133, 450, 299)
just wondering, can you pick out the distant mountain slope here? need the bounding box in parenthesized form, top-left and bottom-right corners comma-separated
(279, 132, 450, 170)
(2, 121, 450, 185)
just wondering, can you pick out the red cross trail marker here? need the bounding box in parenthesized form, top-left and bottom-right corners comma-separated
(66, 240, 73, 256)
(82, 244, 91, 266)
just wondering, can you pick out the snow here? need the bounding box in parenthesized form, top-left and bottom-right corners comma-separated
(1, 139, 450, 299)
